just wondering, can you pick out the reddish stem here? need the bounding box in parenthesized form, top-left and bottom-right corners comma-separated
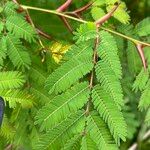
(95, 3, 120, 26)
(36, 28, 52, 40)
(73, 2, 92, 14)
(12, 0, 18, 4)
(136, 44, 147, 70)
(56, 0, 73, 33)
(60, 16, 73, 33)
(57, 0, 72, 12)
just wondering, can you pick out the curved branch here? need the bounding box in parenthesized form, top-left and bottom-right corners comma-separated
(73, 2, 92, 14)
(56, 0, 73, 33)
(57, 0, 72, 12)
(96, 3, 120, 26)
(20, 5, 150, 47)
(36, 28, 52, 40)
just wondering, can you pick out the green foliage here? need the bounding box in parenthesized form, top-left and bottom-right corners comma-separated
(133, 68, 149, 92)
(35, 82, 90, 130)
(6, 34, 31, 70)
(139, 81, 150, 110)
(87, 111, 118, 150)
(135, 17, 150, 37)
(33, 111, 85, 150)
(6, 16, 37, 43)
(92, 86, 126, 144)
(91, 0, 130, 24)
(0, 71, 25, 89)
(0, 0, 150, 149)
(73, 22, 97, 43)
(98, 31, 122, 79)
(45, 56, 93, 94)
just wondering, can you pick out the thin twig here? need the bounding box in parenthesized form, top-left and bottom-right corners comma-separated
(4, 144, 12, 150)
(25, 9, 45, 48)
(128, 130, 150, 150)
(95, 3, 120, 26)
(56, 0, 73, 34)
(12, 0, 52, 40)
(36, 28, 52, 40)
(65, 2, 92, 19)
(21, 5, 150, 47)
(73, 2, 92, 14)
(60, 16, 73, 33)
(86, 28, 99, 116)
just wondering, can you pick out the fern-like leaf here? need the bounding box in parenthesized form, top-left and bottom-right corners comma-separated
(64, 42, 93, 61)
(0, 36, 7, 66)
(91, 6, 105, 21)
(0, 71, 25, 89)
(92, 86, 127, 144)
(87, 111, 118, 149)
(61, 134, 82, 150)
(73, 22, 98, 43)
(95, 61, 123, 109)
(6, 16, 37, 42)
(135, 17, 150, 37)
(0, 115, 15, 141)
(107, 2, 130, 24)
(139, 81, 150, 110)
(145, 108, 150, 127)
(35, 82, 90, 130)
(45, 57, 93, 94)
(34, 111, 85, 150)
(133, 68, 149, 92)
(3, 2, 18, 17)
(80, 134, 98, 150)
(127, 41, 142, 75)
(6, 34, 31, 70)
(0, 90, 34, 108)
(98, 31, 122, 79)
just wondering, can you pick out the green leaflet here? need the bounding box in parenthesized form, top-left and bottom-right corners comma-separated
(73, 22, 98, 43)
(0, 71, 25, 89)
(91, 7, 105, 21)
(80, 134, 98, 150)
(0, 22, 4, 33)
(45, 57, 93, 94)
(145, 108, 150, 127)
(92, 86, 127, 144)
(64, 42, 93, 61)
(133, 68, 149, 92)
(0, 36, 7, 66)
(0, 90, 34, 108)
(139, 81, 150, 110)
(6, 34, 31, 70)
(34, 110, 85, 150)
(106, 2, 130, 24)
(127, 41, 142, 76)
(3, 2, 19, 17)
(135, 17, 150, 37)
(0, 115, 15, 141)
(35, 82, 90, 130)
(6, 15, 37, 43)
(95, 61, 123, 109)
(61, 134, 82, 150)
(98, 31, 122, 79)
(87, 111, 118, 149)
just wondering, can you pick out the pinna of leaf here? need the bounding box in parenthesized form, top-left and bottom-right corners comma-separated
(0, 97, 5, 127)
